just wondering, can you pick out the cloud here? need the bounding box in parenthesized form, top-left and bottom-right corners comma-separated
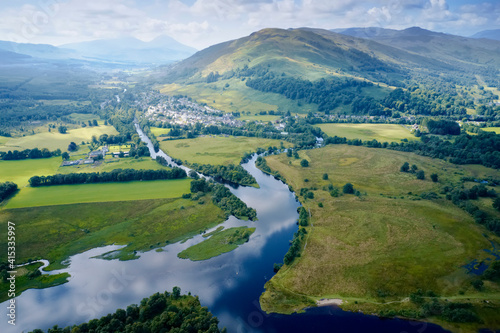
(0, 0, 498, 48)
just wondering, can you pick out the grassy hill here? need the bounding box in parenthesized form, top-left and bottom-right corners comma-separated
(154, 27, 500, 115)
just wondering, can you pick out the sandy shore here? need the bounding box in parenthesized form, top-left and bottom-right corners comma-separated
(316, 298, 343, 306)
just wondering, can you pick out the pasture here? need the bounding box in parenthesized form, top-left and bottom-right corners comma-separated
(483, 127, 500, 134)
(160, 136, 291, 166)
(260, 145, 500, 325)
(316, 123, 417, 143)
(0, 125, 119, 151)
(4, 178, 191, 209)
(150, 127, 171, 136)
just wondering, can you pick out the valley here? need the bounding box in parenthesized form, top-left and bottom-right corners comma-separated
(0, 17, 499, 333)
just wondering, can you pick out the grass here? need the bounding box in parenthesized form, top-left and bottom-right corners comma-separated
(178, 226, 255, 261)
(483, 127, 500, 134)
(67, 112, 100, 122)
(239, 114, 281, 122)
(316, 123, 417, 143)
(0, 157, 62, 186)
(259, 145, 500, 330)
(150, 127, 171, 136)
(0, 195, 227, 270)
(160, 136, 291, 166)
(0, 262, 70, 303)
(4, 179, 191, 209)
(160, 78, 319, 114)
(0, 126, 119, 151)
(56, 156, 165, 174)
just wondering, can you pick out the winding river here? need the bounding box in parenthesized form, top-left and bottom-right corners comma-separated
(0, 126, 450, 333)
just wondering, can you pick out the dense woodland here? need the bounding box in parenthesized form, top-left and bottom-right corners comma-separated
(28, 168, 187, 187)
(29, 289, 225, 333)
(188, 163, 256, 186)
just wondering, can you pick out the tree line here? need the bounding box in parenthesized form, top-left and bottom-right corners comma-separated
(29, 288, 225, 333)
(28, 168, 187, 187)
(1, 148, 62, 160)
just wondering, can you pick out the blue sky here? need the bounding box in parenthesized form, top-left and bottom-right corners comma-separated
(0, 0, 499, 49)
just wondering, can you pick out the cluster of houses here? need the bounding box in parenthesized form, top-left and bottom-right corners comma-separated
(61, 146, 130, 167)
(144, 96, 243, 128)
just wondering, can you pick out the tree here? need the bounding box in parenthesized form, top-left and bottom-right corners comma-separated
(416, 170, 425, 180)
(400, 162, 409, 172)
(68, 142, 78, 152)
(322, 173, 328, 180)
(92, 119, 98, 126)
(57, 125, 67, 134)
(300, 159, 309, 167)
(411, 164, 418, 173)
(430, 173, 439, 182)
(189, 170, 199, 179)
(61, 152, 70, 160)
(493, 197, 500, 211)
(172, 286, 181, 299)
(343, 183, 354, 194)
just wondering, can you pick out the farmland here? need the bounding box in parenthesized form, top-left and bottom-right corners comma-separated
(160, 136, 290, 166)
(0, 125, 119, 151)
(4, 178, 191, 209)
(316, 123, 417, 143)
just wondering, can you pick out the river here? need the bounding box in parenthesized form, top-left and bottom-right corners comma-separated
(0, 126, 450, 333)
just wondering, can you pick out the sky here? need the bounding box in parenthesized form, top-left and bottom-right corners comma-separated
(0, 0, 499, 49)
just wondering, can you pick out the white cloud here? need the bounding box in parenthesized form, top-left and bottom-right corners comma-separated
(0, 0, 498, 48)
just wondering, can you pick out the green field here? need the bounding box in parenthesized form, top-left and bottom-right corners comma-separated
(259, 145, 500, 330)
(483, 127, 500, 134)
(56, 156, 165, 174)
(160, 136, 291, 166)
(316, 123, 417, 143)
(0, 126, 119, 151)
(0, 157, 62, 186)
(0, 195, 227, 270)
(150, 127, 171, 136)
(178, 226, 255, 261)
(67, 112, 100, 122)
(4, 179, 191, 209)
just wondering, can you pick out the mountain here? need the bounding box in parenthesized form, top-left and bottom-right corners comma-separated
(334, 26, 500, 69)
(470, 29, 500, 41)
(163, 27, 500, 86)
(62, 35, 197, 64)
(0, 41, 74, 60)
(154, 27, 500, 115)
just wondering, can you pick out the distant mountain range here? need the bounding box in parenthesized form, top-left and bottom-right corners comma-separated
(62, 35, 197, 64)
(470, 29, 500, 41)
(0, 35, 197, 66)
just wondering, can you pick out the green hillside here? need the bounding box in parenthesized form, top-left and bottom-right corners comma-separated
(155, 27, 500, 115)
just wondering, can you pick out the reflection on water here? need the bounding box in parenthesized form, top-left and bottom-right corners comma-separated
(0, 129, 450, 333)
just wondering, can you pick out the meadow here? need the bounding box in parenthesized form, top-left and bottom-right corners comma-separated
(177, 226, 255, 261)
(150, 127, 171, 136)
(0, 125, 119, 151)
(260, 145, 500, 330)
(0, 157, 62, 186)
(160, 136, 291, 166)
(160, 78, 319, 115)
(0, 194, 226, 270)
(316, 123, 417, 143)
(483, 127, 500, 134)
(4, 178, 191, 209)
